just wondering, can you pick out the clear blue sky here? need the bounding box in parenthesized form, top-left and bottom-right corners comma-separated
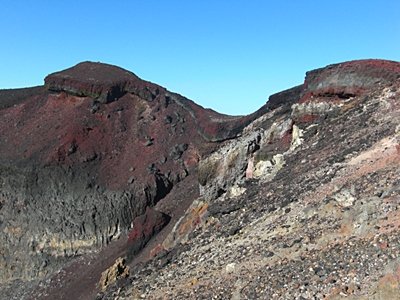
(1, 1, 399, 115)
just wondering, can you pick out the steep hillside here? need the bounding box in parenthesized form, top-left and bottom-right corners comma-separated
(0, 62, 264, 287)
(98, 59, 400, 299)
(1, 59, 399, 300)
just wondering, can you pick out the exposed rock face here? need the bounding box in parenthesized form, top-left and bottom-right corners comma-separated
(45, 61, 157, 103)
(95, 59, 400, 299)
(301, 59, 400, 102)
(1, 59, 400, 300)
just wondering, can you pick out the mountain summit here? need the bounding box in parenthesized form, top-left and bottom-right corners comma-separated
(45, 61, 145, 103)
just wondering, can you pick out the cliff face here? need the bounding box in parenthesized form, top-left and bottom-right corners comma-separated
(1, 59, 400, 300)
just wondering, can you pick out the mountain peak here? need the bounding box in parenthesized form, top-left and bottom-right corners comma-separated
(44, 61, 160, 103)
(48, 61, 140, 81)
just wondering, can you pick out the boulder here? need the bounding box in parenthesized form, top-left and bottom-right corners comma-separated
(127, 207, 171, 260)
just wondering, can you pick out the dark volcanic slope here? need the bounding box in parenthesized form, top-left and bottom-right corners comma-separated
(1, 59, 400, 300)
(0, 62, 263, 284)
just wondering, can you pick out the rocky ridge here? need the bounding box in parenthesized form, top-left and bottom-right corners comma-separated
(97, 60, 400, 299)
(0, 59, 399, 299)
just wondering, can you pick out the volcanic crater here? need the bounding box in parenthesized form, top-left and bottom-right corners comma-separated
(0, 59, 400, 300)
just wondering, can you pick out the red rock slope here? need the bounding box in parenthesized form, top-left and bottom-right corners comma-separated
(0, 62, 265, 284)
(1, 59, 400, 300)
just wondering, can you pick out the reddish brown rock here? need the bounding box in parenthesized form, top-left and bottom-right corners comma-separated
(1, 59, 400, 299)
(1, 61, 268, 283)
(300, 59, 400, 103)
(127, 207, 170, 260)
(45, 61, 160, 103)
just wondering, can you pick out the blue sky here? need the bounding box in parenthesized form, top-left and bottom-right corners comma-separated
(0, 1, 399, 115)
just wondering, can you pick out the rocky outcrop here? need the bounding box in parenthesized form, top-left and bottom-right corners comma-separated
(126, 207, 170, 260)
(45, 62, 160, 103)
(99, 257, 129, 292)
(301, 59, 400, 102)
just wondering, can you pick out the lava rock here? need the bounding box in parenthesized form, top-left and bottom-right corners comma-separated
(127, 207, 171, 260)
